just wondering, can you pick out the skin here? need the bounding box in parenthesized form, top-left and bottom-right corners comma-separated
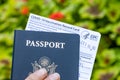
(25, 68, 60, 80)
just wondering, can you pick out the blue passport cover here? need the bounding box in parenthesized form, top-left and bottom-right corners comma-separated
(11, 30, 80, 80)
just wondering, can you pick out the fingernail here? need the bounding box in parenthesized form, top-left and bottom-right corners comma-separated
(35, 68, 47, 76)
(49, 73, 60, 80)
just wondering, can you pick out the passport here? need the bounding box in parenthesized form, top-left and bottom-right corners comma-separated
(11, 30, 80, 80)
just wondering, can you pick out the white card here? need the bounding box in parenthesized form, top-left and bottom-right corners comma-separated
(25, 13, 101, 80)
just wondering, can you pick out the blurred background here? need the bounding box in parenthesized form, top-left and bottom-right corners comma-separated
(0, 0, 120, 80)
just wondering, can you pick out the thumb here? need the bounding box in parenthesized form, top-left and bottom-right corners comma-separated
(25, 68, 47, 80)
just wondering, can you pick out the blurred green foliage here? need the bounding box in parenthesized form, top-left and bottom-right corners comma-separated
(0, 0, 120, 80)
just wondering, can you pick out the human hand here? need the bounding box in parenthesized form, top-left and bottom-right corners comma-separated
(25, 68, 60, 80)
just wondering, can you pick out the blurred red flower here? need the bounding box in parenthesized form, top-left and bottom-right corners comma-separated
(16, 0, 28, 2)
(22, 0, 28, 2)
(49, 12, 64, 20)
(21, 6, 29, 15)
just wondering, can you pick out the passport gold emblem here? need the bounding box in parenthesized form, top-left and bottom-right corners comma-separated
(31, 56, 58, 75)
